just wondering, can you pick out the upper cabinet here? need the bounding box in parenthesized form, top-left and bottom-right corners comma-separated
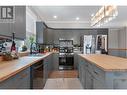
(0, 6, 26, 40)
(36, 22, 46, 43)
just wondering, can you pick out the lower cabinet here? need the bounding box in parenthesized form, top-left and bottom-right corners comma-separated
(85, 70, 93, 89)
(43, 53, 53, 85)
(78, 55, 127, 89)
(78, 56, 86, 88)
(93, 78, 105, 89)
(0, 67, 30, 89)
(43, 63, 48, 85)
(53, 53, 59, 70)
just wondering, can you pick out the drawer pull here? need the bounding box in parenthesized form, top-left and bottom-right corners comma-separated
(94, 71, 98, 75)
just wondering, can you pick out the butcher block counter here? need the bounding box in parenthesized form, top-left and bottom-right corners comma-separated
(78, 54, 127, 89)
(78, 54, 127, 71)
(0, 52, 53, 83)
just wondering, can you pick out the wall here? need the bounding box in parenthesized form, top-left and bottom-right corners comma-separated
(108, 28, 119, 49)
(108, 27, 127, 58)
(43, 28, 108, 45)
(25, 7, 41, 48)
(0, 6, 26, 40)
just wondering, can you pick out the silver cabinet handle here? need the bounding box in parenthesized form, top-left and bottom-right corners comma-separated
(94, 71, 98, 75)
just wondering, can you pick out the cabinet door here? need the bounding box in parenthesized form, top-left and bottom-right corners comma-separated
(93, 78, 105, 89)
(53, 53, 59, 70)
(36, 22, 44, 43)
(81, 64, 86, 88)
(113, 79, 127, 89)
(47, 54, 53, 76)
(78, 57, 86, 88)
(78, 57, 83, 82)
(15, 67, 30, 89)
(14, 6, 26, 39)
(85, 70, 93, 89)
(0, 67, 30, 89)
(78, 62, 82, 82)
(74, 53, 78, 69)
(43, 64, 48, 85)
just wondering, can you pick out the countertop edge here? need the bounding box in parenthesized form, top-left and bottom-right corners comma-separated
(78, 54, 127, 72)
(0, 52, 53, 82)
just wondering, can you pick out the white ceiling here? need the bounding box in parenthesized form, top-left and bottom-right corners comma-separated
(30, 6, 127, 28)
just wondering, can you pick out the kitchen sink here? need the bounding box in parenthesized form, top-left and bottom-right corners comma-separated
(28, 53, 44, 57)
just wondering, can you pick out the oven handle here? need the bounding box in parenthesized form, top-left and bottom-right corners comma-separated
(33, 63, 43, 69)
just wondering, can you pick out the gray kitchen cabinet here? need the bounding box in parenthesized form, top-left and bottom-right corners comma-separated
(78, 56, 106, 89)
(74, 52, 81, 69)
(47, 54, 53, 74)
(0, 6, 26, 40)
(43, 56, 49, 84)
(43, 63, 48, 84)
(85, 70, 93, 89)
(43, 53, 53, 85)
(113, 79, 127, 89)
(53, 53, 59, 70)
(78, 56, 86, 88)
(78, 55, 127, 89)
(14, 6, 26, 39)
(0, 67, 30, 89)
(93, 78, 105, 89)
(36, 22, 45, 43)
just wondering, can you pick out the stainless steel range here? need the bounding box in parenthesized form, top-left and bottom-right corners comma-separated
(59, 40, 74, 70)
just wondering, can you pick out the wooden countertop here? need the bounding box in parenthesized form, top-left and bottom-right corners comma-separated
(0, 52, 53, 82)
(108, 48, 127, 50)
(78, 54, 127, 72)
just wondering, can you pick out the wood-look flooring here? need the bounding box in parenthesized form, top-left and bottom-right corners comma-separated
(44, 70, 82, 89)
(49, 70, 78, 78)
(44, 78, 83, 89)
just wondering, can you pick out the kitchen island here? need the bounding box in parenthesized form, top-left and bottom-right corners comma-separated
(0, 52, 53, 89)
(78, 54, 127, 89)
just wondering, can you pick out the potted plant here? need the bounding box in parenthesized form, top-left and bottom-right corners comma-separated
(21, 45, 27, 52)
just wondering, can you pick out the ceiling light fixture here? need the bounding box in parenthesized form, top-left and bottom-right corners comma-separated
(91, 5, 118, 27)
(53, 15, 57, 19)
(76, 17, 80, 20)
(91, 13, 94, 17)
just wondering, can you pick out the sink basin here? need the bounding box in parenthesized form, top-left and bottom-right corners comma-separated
(28, 53, 44, 57)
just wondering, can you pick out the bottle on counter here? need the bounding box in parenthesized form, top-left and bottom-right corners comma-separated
(11, 32, 16, 52)
(10, 32, 18, 59)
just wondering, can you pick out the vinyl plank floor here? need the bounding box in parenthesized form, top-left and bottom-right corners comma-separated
(44, 78, 83, 89)
(49, 70, 78, 78)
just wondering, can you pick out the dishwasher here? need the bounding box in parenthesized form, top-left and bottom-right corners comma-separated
(30, 60, 44, 89)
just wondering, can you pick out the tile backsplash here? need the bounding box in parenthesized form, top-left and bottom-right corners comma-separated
(0, 38, 24, 53)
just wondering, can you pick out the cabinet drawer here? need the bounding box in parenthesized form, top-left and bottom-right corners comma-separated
(92, 66, 105, 81)
(85, 61, 94, 74)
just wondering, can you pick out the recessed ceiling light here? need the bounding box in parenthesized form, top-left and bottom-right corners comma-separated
(53, 15, 57, 19)
(91, 13, 94, 17)
(76, 17, 80, 20)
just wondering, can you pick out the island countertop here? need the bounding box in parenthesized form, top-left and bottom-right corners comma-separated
(78, 54, 127, 72)
(0, 52, 53, 82)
